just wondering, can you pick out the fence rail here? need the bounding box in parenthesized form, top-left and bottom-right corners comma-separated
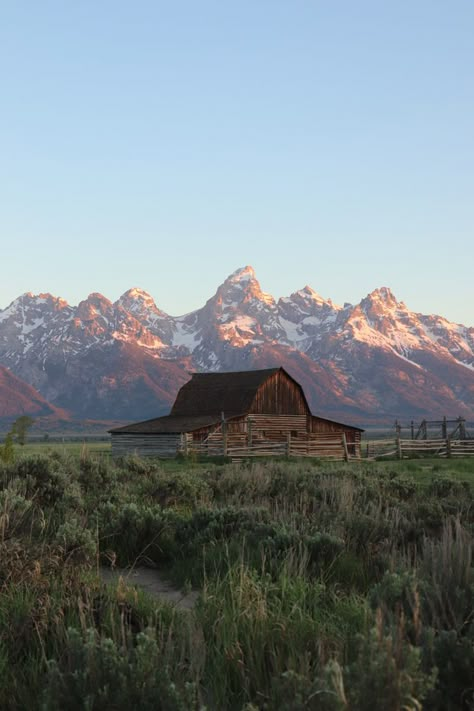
(367, 437, 474, 460)
(183, 432, 359, 462)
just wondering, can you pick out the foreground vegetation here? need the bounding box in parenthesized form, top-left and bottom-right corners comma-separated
(0, 451, 473, 710)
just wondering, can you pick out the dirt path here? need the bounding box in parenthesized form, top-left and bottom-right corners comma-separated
(100, 566, 198, 610)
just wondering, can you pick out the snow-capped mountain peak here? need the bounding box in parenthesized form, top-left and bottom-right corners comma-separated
(114, 288, 174, 346)
(218, 265, 272, 302)
(116, 287, 167, 317)
(118, 287, 157, 306)
(226, 265, 256, 284)
(0, 267, 473, 422)
(299, 285, 330, 304)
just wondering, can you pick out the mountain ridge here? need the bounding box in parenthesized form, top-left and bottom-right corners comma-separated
(1, 266, 473, 424)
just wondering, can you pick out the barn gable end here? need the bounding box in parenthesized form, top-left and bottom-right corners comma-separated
(248, 368, 309, 416)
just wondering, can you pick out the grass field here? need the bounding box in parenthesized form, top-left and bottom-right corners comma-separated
(15, 439, 474, 489)
(1, 448, 472, 709)
(18, 440, 111, 457)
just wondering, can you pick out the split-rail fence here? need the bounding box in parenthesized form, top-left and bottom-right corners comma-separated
(367, 437, 474, 460)
(180, 430, 358, 462)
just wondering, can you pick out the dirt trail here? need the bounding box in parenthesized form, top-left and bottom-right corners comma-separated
(100, 566, 198, 610)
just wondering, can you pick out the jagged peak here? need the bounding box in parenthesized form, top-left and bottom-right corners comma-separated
(279, 285, 340, 312)
(366, 286, 398, 303)
(296, 285, 337, 307)
(1, 292, 69, 313)
(75, 293, 113, 318)
(226, 265, 256, 284)
(216, 266, 274, 306)
(22, 291, 67, 304)
(116, 287, 170, 320)
(119, 287, 155, 302)
(83, 292, 113, 306)
(24, 291, 51, 299)
(351, 287, 413, 329)
(358, 287, 405, 315)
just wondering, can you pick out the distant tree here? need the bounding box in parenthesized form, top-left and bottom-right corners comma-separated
(0, 433, 15, 463)
(11, 415, 34, 446)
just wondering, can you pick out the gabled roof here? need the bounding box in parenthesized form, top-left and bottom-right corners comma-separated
(170, 368, 282, 417)
(110, 414, 224, 434)
(311, 414, 364, 433)
(110, 368, 283, 434)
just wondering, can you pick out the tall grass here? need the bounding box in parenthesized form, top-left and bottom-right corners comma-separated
(0, 452, 473, 709)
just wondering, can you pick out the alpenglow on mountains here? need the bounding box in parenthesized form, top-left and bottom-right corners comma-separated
(0, 266, 473, 424)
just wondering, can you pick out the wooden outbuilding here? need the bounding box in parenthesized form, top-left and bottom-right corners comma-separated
(109, 367, 363, 460)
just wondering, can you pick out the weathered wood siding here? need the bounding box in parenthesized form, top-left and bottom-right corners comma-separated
(311, 416, 358, 438)
(249, 370, 309, 415)
(310, 417, 361, 456)
(111, 433, 181, 458)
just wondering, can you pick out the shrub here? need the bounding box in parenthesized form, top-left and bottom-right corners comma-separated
(342, 616, 436, 711)
(0, 434, 15, 464)
(99, 502, 181, 566)
(425, 623, 474, 711)
(79, 457, 116, 491)
(427, 474, 471, 499)
(42, 627, 201, 711)
(0, 489, 34, 542)
(141, 468, 213, 509)
(55, 518, 97, 563)
(14, 455, 80, 509)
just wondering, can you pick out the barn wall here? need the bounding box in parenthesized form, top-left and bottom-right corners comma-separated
(249, 370, 309, 415)
(226, 414, 308, 436)
(111, 433, 181, 458)
(310, 417, 361, 455)
(311, 416, 358, 437)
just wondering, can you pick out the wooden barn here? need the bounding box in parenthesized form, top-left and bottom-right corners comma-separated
(110, 368, 363, 460)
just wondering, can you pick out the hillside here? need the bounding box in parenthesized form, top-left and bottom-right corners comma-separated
(0, 365, 67, 422)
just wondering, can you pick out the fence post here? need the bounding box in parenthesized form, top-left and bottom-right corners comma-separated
(183, 433, 188, 457)
(342, 433, 349, 462)
(247, 418, 252, 448)
(442, 416, 447, 439)
(446, 436, 451, 458)
(397, 436, 402, 459)
(286, 432, 291, 457)
(222, 420, 227, 457)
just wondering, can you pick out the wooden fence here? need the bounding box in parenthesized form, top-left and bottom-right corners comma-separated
(367, 438, 474, 460)
(183, 431, 359, 462)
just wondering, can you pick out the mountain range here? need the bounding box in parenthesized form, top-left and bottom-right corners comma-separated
(0, 266, 473, 427)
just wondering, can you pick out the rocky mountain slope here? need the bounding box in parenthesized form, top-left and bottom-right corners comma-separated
(0, 267, 473, 424)
(0, 365, 67, 421)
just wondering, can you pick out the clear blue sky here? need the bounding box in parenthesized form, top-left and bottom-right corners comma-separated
(1, 1, 473, 324)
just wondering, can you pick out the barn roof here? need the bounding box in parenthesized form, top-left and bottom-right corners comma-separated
(311, 414, 364, 433)
(110, 414, 225, 434)
(170, 368, 282, 417)
(110, 368, 283, 434)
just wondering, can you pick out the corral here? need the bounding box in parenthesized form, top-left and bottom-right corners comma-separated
(110, 367, 363, 460)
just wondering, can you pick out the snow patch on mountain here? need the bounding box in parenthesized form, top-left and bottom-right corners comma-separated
(172, 322, 202, 349)
(455, 359, 474, 371)
(227, 265, 256, 284)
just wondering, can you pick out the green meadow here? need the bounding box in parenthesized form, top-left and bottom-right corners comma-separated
(0, 449, 472, 710)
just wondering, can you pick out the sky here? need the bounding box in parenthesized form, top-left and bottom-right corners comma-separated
(1, 1, 473, 324)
